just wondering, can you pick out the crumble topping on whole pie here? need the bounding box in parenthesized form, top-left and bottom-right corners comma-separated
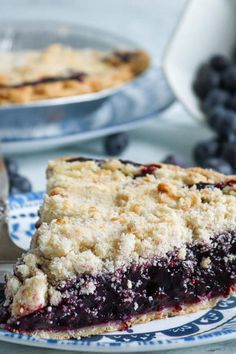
(1, 158, 236, 339)
(0, 44, 150, 104)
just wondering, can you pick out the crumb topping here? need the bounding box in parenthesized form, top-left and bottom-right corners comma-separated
(0, 44, 119, 86)
(30, 159, 236, 279)
(200, 257, 211, 269)
(10, 274, 47, 319)
(4, 158, 236, 319)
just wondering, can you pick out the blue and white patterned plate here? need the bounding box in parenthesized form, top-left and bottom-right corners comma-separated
(4, 192, 236, 352)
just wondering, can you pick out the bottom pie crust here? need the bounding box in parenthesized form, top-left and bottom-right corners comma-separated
(13, 296, 227, 340)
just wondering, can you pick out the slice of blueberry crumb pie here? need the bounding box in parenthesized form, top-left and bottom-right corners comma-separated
(1, 157, 236, 339)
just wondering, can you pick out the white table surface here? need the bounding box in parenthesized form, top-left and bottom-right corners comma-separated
(1, 0, 236, 352)
(13, 103, 212, 191)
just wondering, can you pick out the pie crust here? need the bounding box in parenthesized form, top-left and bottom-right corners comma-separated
(0, 44, 150, 104)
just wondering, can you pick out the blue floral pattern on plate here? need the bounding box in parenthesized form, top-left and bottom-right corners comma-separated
(4, 192, 236, 352)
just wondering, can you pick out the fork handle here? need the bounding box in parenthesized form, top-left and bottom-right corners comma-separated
(0, 220, 22, 262)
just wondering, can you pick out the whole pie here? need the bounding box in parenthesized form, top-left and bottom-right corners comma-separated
(1, 157, 236, 339)
(0, 44, 149, 105)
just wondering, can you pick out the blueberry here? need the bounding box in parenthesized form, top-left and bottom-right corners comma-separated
(207, 106, 226, 131)
(221, 65, 236, 91)
(193, 64, 220, 99)
(226, 94, 236, 111)
(202, 89, 229, 113)
(210, 55, 230, 71)
(4, 158, 18, 175)
(218, 132, 236, 144)
(104, 132, 129, 156)
(161, 154, 186, 167)
(193, 139, 220, 165)
(221, 143, 236, 169)
(9, 173, 32, 194)
(207, 107, 236, 137)
(201, 157, 233, 175)
(220, 111, 236, 138)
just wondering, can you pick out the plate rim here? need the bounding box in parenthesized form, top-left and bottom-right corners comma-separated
(0, 318, 236, 352)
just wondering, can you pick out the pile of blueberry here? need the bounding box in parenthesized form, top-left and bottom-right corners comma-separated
(193, 54, 236, 174)
(4, 158, 32, 195)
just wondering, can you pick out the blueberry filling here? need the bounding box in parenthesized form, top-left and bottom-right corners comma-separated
(193, 180, 236, 190)
(1, 231, 236, 334)
(113, 51, 136, 63)
(133, 164, 161, 179)
(139, 164, 161, 176)
(0, 72, 87, 89)
(66, 158, 161, 176)
(69, 160, 161, 178)
(66, 157, 141, 167)
(66, 157, 104, 164)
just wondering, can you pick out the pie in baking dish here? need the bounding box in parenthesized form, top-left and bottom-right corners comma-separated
(0, 44, 149, 104)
